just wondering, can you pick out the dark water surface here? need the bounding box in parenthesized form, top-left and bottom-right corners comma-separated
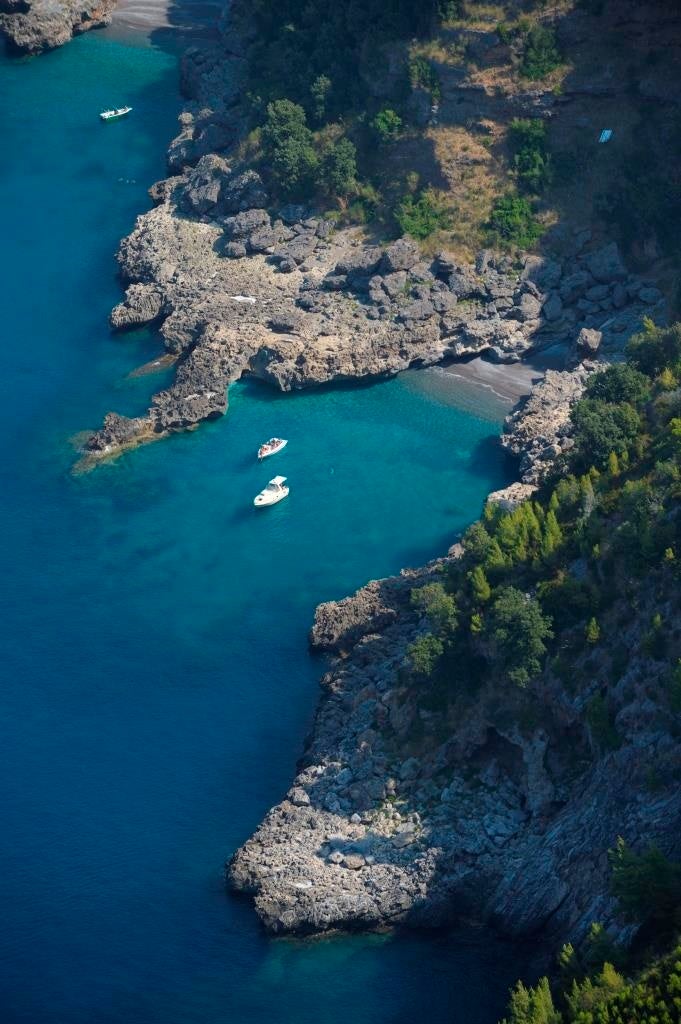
(0, 32, 523, 1024)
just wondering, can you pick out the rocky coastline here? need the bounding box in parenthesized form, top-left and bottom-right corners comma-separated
(228, 545, 681, 943)
(227, 360, 681, 944)
(80, 14, 665, 467)
(0, 0, 115, 53)
(71, 0, 678, 955)
(83, 167, 663, 466)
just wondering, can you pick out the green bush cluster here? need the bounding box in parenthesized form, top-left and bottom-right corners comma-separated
(372, 108, 403, 144)
(508, 118, 553, 193)
(395, 190, 448, 239)
(245, 0, 458, 210)
(521, 25, 562, 80)
(408, 55, 442, 100)
(488, 193, 544, 249)
(261, 100, 358, 200)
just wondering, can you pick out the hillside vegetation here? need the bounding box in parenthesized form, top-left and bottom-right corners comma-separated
(408, 319, 681, 709)
(234, 0, 681, 282)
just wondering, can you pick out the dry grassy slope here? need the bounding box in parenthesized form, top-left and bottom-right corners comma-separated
(364, 0, 681, 266)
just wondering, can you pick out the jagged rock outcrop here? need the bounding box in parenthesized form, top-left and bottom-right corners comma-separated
(500, 367, 592, 486)
(0, 0, 115, 53)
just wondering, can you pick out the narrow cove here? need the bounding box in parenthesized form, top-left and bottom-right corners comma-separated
(0, 29, 526, 1024)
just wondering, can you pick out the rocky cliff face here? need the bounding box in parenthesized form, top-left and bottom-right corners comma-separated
(0, 0, 115, 53)
(229, 523, 681, 946)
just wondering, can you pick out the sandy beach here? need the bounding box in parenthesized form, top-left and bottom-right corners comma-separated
(108, 0, 221, 37)
(441, 343, 568, 403)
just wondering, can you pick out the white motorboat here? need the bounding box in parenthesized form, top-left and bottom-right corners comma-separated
(100, 106, 132, 122)
(258, 437, 288, 460)
(254, 476, 289, 508)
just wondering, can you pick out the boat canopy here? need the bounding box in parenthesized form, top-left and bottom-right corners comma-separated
(270, 476, 287, 486)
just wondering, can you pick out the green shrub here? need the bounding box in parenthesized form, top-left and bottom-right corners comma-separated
(469, 565, 492, 604)
(261, 99, 318, 197)
(408, 633, 445, 676)
(627, 320, 681, 378)
(437, 0, 464, 20)
(571, 399, 641, 470)
(372, 108, 403, 144)
(585, 617, 600, 644)
(585, 364, 651, 407)
(320, 137, 358, 198)
(508, 119, 552, 193)
(396, 190, 447, 239)
(501, 976, 560, 1024)
(408, 55, 441, 99)
(496, 22, 512, 44)
(521, 26, 561, 80)
(310, 75, 332, 124)
(485, 586, 553, 687)
(488, 193, 544, 248)
(410, 582, 458, 633)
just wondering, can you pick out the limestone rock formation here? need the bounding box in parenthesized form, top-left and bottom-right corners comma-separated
(229, 554, 681, 940)
(0, 0, 115, 53)
(84, 170, 658, 465)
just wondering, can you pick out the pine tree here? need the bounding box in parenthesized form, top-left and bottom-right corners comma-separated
(502, 976, 559, 1024)
(540, 510, 563, 559)
(608, 450, 620, 476)
(470, 565, 492, 603)
(586, 617, 600, 644)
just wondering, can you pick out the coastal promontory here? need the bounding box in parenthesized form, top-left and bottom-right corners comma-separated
(0, 0, 115, 53)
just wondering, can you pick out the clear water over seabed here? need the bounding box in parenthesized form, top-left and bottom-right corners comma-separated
(0, 30, 523, 1024)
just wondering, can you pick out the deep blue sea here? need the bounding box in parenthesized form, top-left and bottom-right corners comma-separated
(0, 27, 525, 1024)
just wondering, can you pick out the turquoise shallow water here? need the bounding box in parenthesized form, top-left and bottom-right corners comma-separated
(0, 31, 523, 1024)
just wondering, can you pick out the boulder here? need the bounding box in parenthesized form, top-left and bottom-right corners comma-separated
(220, 169, 268, 214)
(381, 238, 420, 274)
(584, 242, 626, 283)
(585, 284, 610, 302)
(521, 255, 562, 291)
(399, 299, 436, 322)
(576, 327, 602, 355)
(223, 208, 270, 239)
(516, 293, 543, 322)
(278, 204, 308, 224)
(560, 271, 591, 304)
(181, 154, 230, 216)
(612, 283, 627, 309)
(542, 292, 563, 322)
(381, 271, 408, 299)
(222, 241, 247, 259)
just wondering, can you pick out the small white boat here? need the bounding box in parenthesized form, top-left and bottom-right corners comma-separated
(254, 476, 289, 508)
(100, 106, 132, 122)
(258, 437, 288, 460)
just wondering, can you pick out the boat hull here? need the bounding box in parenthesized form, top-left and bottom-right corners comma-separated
(258, 439, 288, 460)
(254, 488, 289, 508)
(100, 108, 132, 122)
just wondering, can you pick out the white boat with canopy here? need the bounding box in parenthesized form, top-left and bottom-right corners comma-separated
(253, 476, 289, 508)
(258, 437, 288, 460)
